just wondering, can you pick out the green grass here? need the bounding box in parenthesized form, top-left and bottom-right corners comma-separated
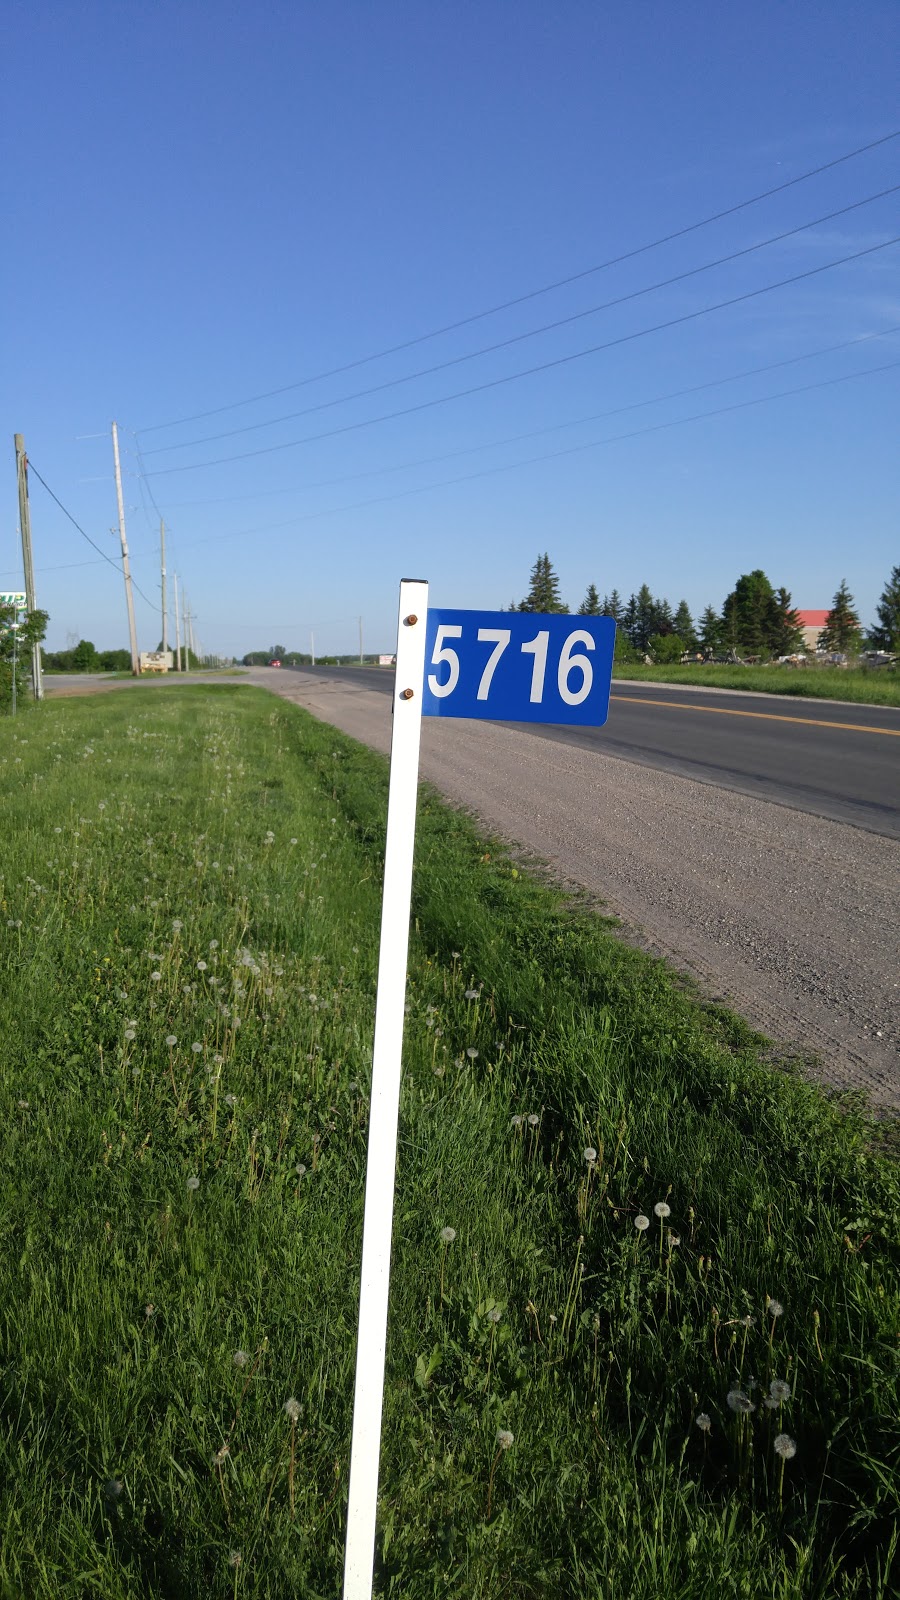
(613, 662, 900, 707)
(1, 687, 898, 1598)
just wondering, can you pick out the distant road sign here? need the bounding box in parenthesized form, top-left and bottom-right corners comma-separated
(421, 609, 616, 726)
(0, 593, 26, 609)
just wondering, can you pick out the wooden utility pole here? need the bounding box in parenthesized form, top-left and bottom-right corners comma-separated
(174, 573, 183, 671)
(310, 629, 316, 666)
(359, 615, 364, 664)
(160, 520, 168, 655)
(14, 434, 43, 700)
(111, 421, 140, 674)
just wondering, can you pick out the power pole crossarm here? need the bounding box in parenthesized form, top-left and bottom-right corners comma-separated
(111, 421, 140, 674)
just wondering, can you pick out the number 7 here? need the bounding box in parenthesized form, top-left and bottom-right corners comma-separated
(476, 628, 511, 700)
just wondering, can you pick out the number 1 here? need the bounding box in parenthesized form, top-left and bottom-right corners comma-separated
(521, 630, 549, 702)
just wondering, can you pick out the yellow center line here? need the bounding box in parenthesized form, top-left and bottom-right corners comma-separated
(609, 694, 900, 737)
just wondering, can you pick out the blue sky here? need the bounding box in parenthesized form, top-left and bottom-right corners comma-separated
(3, 2, 899, 657)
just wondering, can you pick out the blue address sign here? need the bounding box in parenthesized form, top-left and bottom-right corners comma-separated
(421, 609, 616, 726)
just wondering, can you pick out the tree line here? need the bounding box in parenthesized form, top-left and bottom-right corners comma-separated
(508, 555, 900, 661)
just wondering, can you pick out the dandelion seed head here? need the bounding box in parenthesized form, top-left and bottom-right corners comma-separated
(487, 1307, 502, 1323)
(634, 1214, 650, 1232)
(584, 1147, 598, 1164)
(233, 1350, 249, 1368)
(104, 1477, 124, 1500)
(186, 1175, 200, 1192)
(225, 1093, 238, 1108)
(214, 1443, 230, 1465)
(527, 1113, 539, 1127)
(283, 1397, 303, 1422)
(769, 1379, 791, 1403)
(653, 1201, 671, 1219)
(510, 1114, 523, 1128)
(774, 1433, 797, 1459)
(196, 960, 207, 971)
(172, 920, 183, 931)
(150, 971, 161, 982)
(767, 1298, 784, 1318)
(464, 988, 479, 1000)
(726, 1389, 755, 1414)
(695, 1412, 711, 1433)
(191, 1041, 203, 1054)
(228, 1550, 242, 1568)
(165, 1035, 177, 1046)
(124, 1027, 136, 1041)
(17, 1099, 29, 1110)
(440, 1226, 456, 1244)
(740, 1314, 755, 1328)
(496, 1429, 514, 1449)
(295, 1163, 307, 1178)
(466, 1047, 478, 1059)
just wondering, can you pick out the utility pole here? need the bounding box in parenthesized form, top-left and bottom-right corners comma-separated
(174, 574, 183, 671)
(111, 421, 140, 674)
(14, 434, 43, 700)
(359, 615, 364, 665)
(183, 596, 191, 670)
(160, 520, 168, 655)
(310, 629, 316, 666)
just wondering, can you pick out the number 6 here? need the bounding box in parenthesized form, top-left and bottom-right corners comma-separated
(558, 630, 594, 705)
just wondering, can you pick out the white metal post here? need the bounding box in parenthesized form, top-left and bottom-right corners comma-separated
(342, 579, 428, 1600)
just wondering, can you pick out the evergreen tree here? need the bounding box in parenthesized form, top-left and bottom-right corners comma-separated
(868, 564, 900, 650)
(520, 553, 567, 613)
(577, 583, 601, 615)
(632, 584, 656, 652)
(622, 593, 640, 649)
(818, 580, 862, 653)
(605, 588, 623, 622)
(652, 597, 675, 636)
(771, 588, 804, 657)
(673, 600, 698, 652)
(698, 604, 722, 656)
(720, 570, 781, 657)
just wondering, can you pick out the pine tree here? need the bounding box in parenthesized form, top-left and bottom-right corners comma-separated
(632, 584, 656, 652)
(771, 588, 804, 657)
(720, 570, 780, 657)
(698, 604, 722, 656)
(653, 597, 675, 636)
(673, 600, 698, 652)
(868, 564, 900, 650)
(622, 593, 640, 649)
(577, 583, 601, 615)
(520, 553, 567, 613)
(818, 580, 862, 653)
(605, 588, 623, 622)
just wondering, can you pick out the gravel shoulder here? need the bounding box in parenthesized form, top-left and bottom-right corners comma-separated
(246, 668, 900, 1114)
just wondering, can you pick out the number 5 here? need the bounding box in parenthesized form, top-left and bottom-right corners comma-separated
(427, 624, 462, 697)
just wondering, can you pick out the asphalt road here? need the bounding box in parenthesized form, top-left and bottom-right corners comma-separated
(283, 665, 900, 839)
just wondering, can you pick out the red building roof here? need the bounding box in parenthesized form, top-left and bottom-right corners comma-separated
(797, 609, 829, 626)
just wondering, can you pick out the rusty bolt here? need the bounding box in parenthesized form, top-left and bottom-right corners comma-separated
(399, 687, 415, 700)
(404, 613, 418, 626)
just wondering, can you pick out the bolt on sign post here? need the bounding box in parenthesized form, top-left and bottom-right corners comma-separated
(342, 587, 616, 1600)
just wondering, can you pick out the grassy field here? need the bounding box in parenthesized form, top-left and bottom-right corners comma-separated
(613, 663, 900, 706)
(1, 687, 898, 1599)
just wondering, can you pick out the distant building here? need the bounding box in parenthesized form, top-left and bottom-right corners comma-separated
(796, 609, 829, 651)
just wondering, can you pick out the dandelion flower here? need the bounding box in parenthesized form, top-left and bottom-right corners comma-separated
(487, 1307, 502, 1324)
(186, 1175, 200, 1192)
(165, 1035, 177, 1047)
(124, 1028, 136, 1041)
(440, 1226, 456, 1244)
(197, 960, 207, 971)
(283, 1397, 303, 1422)
(634, 1214, 650, 1232)
(191, 1042, 203, 1054)
(584, 1147, 597, 1165)
(294, 1163, 307, 1178)
(510, 1115, 523, 1128)
(527, 1113, 539, 1127)
(150, 971, 161, 982)
(653, 1201, 671, 1219)
(496, 1428, 514, 1449)
(769, 1379, 791, 1403)
(464, 988, 480, 1000)
(726, 1389, 755, 1414)
(466, 1047, 479, 1060)
(774, 1433, 797, 1459)
(233, 1350, 249, 1368)
(209, 940, 219, 950)
(740, 1314, 755, 1328)
(695, 1412, 711, 1433)
(767, 1298, 784, 1318)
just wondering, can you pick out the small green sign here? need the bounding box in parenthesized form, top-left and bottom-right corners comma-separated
(0, 593, 26, 609)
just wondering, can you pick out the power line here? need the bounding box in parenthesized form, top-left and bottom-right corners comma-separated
(27, 462, 158, 610)
(143, 186, 900, 456)
(145, 324, 900, 510)
(164, 358, 900, 551)
(144, 234, 900, 477)
(138, 128, 900, 435)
